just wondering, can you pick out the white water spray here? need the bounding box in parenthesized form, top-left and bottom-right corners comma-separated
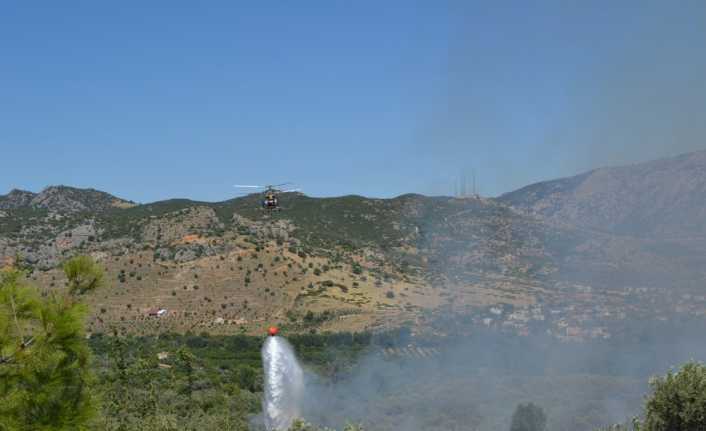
(262, 336, 305, 431)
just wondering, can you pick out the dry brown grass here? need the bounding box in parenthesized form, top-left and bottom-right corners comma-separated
(29, 238, 538, 336)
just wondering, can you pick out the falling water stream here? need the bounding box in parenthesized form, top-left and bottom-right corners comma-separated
(262, 336, 305, 431)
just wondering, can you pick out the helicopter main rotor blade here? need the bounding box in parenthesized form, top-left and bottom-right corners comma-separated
(281, 189, 301, 193)
(233, 184, 264, 188)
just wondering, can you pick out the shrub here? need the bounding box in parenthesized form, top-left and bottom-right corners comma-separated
(510, 403, 547, 431)
(644, 361, 706, 431)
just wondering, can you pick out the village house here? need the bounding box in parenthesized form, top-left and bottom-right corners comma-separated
(147, 307, 167, 317)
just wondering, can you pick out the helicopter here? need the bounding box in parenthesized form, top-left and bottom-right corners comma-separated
(233, 183, 301, 211)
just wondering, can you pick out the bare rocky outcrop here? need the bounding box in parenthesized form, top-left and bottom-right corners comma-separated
(0, 189, 36, 209)
(232, 213, 295, 242)
(143, 206, 223, 244)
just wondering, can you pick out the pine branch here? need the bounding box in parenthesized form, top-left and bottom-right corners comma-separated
(8, 289, 29, 349)
(0, 337, 34, 366)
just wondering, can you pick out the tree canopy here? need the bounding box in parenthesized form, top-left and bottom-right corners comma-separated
(0, 257, 99, 430)
(643, 361, 706, 431)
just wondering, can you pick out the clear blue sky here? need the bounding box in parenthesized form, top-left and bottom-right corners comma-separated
(2, 1, 705, 202)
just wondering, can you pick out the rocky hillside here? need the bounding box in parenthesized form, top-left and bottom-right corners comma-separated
(0, 186, 557, 335)
(499, 150, 706, 239)
(0, 189, 35, 208)
(3, 151, 706, 335)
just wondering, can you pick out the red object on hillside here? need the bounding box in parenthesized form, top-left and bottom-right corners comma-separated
(268, 326, 279, 337)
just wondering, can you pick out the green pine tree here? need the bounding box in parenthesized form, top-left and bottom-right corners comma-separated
(63, 255, 104, 295)
(0, 255, 102, 430)
(175, 347, 197, 400)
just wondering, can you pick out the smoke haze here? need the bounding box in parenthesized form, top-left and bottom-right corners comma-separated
(415, 1, 706, 197)
(293, 320, 706, 431)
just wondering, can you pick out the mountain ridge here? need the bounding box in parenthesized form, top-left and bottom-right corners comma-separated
(500, 150, 706, 238)
(3, 150, 706, 336)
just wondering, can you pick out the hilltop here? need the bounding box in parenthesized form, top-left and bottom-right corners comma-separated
(0, 185, 136, 213)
